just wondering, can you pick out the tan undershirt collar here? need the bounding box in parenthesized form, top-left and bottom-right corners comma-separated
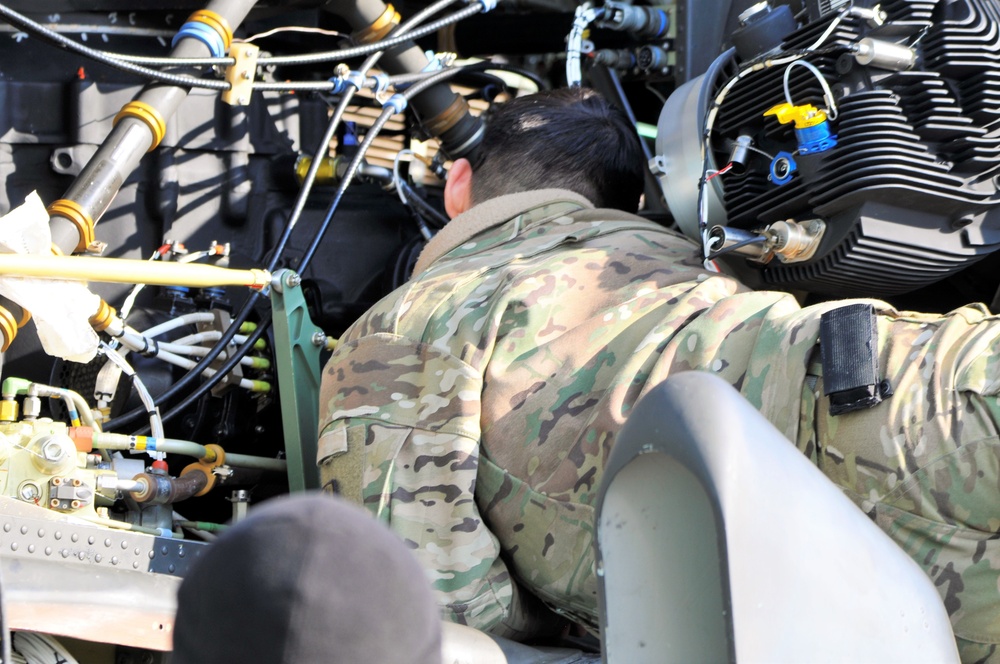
(412, 189, 594, 277)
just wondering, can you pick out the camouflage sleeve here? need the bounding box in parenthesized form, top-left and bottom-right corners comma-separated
(317, 333, 526, 633)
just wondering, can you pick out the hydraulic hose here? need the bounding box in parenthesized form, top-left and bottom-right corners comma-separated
(131, 471, 208, 505)
(331, 0, 486, 159)
(109, 0, 459, 433)
(47, 0, 259, 255)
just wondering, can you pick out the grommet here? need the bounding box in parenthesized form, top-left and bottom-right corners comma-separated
(114, 101, 167, 152)
(47, 199, 95, 254)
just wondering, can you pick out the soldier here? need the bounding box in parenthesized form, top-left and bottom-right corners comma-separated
(318, 87, 1000, 660)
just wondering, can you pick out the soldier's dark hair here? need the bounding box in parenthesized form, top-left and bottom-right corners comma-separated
(470, 88, 645, 212)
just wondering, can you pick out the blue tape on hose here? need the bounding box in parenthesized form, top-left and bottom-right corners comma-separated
(475, 0, 497, 12)
(383, 94, 408, 114)
(171, 21, 225, 58)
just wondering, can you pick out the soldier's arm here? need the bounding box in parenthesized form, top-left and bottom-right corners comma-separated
(317, 333, 534, 634)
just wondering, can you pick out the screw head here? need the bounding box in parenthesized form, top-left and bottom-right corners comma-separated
(311, 332, 326, 347)
(284, 272, 302, 288)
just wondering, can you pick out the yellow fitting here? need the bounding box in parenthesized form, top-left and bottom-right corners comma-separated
(47, 199, 95, 254)
(89, 299, 118, 332)
(187, 9, 233, 50)
(764, 103, 827, 129)
(15, 306, 30, 329)
(352, 4, 400, 44)
(294, 155, 342, 185)
(249, 380, 271, 393)
(0, 306, 17, 352)
(253, 339, 267, 351)
(114, 101, 167, 152)
(239, 322, 257, 334)
(182, 443, 226, 496)
(0, 399, 18, 422)
(325, 337, 339, 352)
(248, 357, 271, 370)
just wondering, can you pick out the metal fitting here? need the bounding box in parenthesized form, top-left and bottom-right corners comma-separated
(284, 272, 302, 289)
(311, 332, 327, 347)
(853, 38, 916, 71)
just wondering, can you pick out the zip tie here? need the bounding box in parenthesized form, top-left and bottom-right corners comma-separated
(140, 337, 159, 358)
(383, 94, 408, 114)
(370, 73, 390, 95)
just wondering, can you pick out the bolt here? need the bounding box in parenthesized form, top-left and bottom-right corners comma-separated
(241, 70, 251, 79)
(284, 272, 302, 289)
(238, 96, 248, 105)
(312, 332, 327, 347)
(42, 441, 65, 462)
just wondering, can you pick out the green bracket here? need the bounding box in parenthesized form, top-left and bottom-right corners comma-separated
(269, 270, 323, 492)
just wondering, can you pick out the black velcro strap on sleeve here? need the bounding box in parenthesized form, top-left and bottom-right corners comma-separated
(819, 303, 892, 416)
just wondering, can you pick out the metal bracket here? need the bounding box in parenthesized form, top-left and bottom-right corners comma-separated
(269, 270, 322, 492)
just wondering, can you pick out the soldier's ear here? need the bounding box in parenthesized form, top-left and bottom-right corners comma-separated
(444, 158, 474, 219)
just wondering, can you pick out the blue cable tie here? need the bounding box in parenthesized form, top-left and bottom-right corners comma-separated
(328, 77, 347, 94)
(370, 73, 390, 94)
(383, 94, 408, 114)
(171, 21, 225, 58)
(346, 71, 366, 90)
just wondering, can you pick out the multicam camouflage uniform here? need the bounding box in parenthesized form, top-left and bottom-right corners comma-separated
(319, 189, 1000, 660)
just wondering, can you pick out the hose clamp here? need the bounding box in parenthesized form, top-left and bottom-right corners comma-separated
(352, 4, 401, 44)
(172, 9, 233, 56)
(47, 199, 96, 254)
(370, 73, 390, 95)
(421, 94, 471, 137)
(383, 94, 408, 114)
(114, 101, 167, 152)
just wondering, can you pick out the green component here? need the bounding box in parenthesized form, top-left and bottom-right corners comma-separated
(270, 270, 323, 492)
(249, 357, 271, 370)
(253, 339, 268, 351)
(636, 122, 657, 140)
(239, 321, 258, 334)
(1, 377, 31, 398)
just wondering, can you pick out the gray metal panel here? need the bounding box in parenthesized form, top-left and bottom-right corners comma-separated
(595, 371, 959, 663)
(0, 496, 207, 650)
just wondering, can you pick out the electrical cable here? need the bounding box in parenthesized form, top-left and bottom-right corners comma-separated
(105, 3, 477, 69)
(298, 64, 483, 273)
(110, 0, 466, 433)
(782, 58, 839, 119)
(259, 3, 483, 66)
(0, 2, 231, 90)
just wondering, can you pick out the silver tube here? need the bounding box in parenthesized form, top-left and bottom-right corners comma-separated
(706, 226, 769, 259)
(51, 0, 259, 253)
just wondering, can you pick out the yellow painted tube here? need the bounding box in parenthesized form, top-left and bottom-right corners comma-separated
(0, 254, 271, 290)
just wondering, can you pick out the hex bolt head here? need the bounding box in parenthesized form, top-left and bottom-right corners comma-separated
(311, 332, 326, 347)
(284, 272, 302, 288)
(42, 441, 65, 462)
